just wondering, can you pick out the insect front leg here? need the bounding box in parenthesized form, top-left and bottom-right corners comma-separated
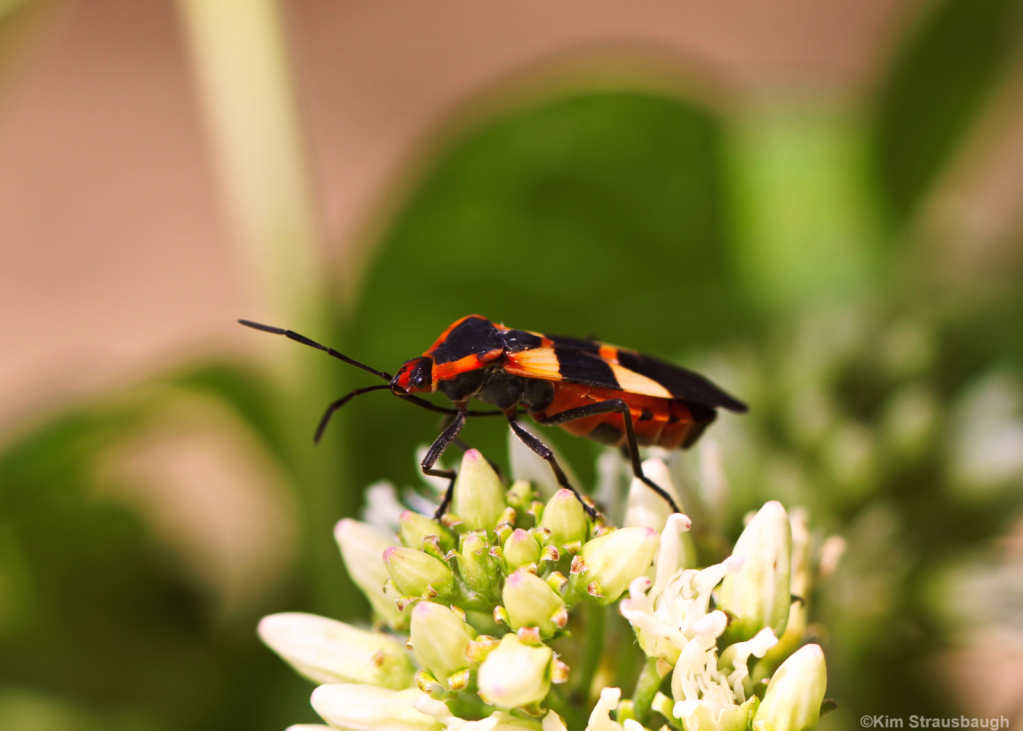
(535, 399, 681, 514)
(432, 412, 503, 479)
(506, 414, 599, 519)
(422, 409, 468, 520)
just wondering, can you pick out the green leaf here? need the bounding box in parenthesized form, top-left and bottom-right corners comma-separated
(873, 0, 1023, 222)
(171, 361, 289, 468)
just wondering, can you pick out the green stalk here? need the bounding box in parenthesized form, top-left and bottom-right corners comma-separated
(631, 656, 663, 723)
(575, 603, 607, 704)
(176, 0, 355, 616)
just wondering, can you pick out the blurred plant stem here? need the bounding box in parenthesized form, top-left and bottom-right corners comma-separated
(176, 0, 355, 617)
(727, 101, 881, 313)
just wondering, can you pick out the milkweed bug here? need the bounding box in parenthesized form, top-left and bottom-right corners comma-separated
(239, 315, 747, 520)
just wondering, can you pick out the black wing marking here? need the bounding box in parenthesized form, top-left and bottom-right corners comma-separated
(503, 344, 621, 391)
(548, 334, 601, 354)
(430, 316, 504, 364)
(554, 345, 620, 389)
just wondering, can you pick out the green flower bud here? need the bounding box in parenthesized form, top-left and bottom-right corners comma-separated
(538, 489, 589, 549)
(576, 526, 659, 604)
(410, 601, 477, 688)
(502, 569, 567, 639)
(752, 644, 827, 731)
(503, 529, 542, 572)
(384, 547, 455, 600)
(457, 531, 502, 602)
(400, 511, 454, 552)
(506, 480, 536, 513)
(718, 501, 792, 643)
(452, 449, 506, 530)
(477, 634, 553, 709)
(259, 612, 414, 689)
(335, 519, 406, 628)
(311, 685, 442, 731)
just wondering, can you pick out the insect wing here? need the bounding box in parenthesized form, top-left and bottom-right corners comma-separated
(504, 337, 747, 414)
(614, 349, 748, 413)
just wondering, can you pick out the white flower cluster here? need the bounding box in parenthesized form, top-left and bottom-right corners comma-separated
(258, 440, 837, 731)
(620, 507, 827, 731)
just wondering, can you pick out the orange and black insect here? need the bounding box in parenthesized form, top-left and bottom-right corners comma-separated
(239, 315, 747, 519)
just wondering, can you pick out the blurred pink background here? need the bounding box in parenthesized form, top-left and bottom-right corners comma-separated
(0, 0, 917, 432)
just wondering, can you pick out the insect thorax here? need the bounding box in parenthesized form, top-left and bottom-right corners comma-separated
(438, 367, 553, 411)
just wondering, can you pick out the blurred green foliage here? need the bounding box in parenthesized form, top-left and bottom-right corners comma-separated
(1, 0, 1023, 729)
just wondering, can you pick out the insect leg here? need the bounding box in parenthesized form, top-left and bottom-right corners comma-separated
(397, 393, 507, 417)
(506, 415, 598, 519)
(313, 384, 392, 443)
(535, 400, 681, 513)
(422, 409, 468, 520)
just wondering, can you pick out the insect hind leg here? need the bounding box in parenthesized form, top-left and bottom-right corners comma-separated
(535, 399, 681, 514)
(506, 416, 598, 519)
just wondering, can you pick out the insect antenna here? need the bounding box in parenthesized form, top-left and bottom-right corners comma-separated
(240, 319, 512, 443)
(239, 319, 392, 381)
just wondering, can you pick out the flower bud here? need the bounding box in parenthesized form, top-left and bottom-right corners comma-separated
(477, 633, 553, 709)
(752, 644, 827, 731)
(503, 529, 542, 572)
(311, 684, 441, 731)
(451, 449, 506, 530)
(503, 569, 567, 639)
(506, 480, 536, 513)
(576, 526, 659, 604)
(410, 601, 476, 687)
(717, 501, 792, 643)
(335, 519, 406, 628)
(384, 547, 455, 600)
(258, 612, 414, 689)
(759, 509, 811, 675)
(457, 531, 502, 601)
(538, 489, 589, 549)
(400, 511, 454, 552)
(623, 459, 684, 533)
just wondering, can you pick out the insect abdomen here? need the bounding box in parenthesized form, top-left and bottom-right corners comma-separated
(528, 382, 713, 450)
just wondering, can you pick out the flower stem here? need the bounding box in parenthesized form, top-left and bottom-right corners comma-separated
(575, 602, 606, 703)
(631, 656, 663, 723)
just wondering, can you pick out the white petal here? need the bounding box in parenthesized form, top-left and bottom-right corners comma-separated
(334, 520, 405, 627)
(312, 685, 440, 731)
(362, 481, 406, 532)
(258, 613, 414, 688)
(586, 687, 623, 731)
(624, 459, 683, 532)
(543, 712, 568, 731)
(651, 513, 692, 599)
